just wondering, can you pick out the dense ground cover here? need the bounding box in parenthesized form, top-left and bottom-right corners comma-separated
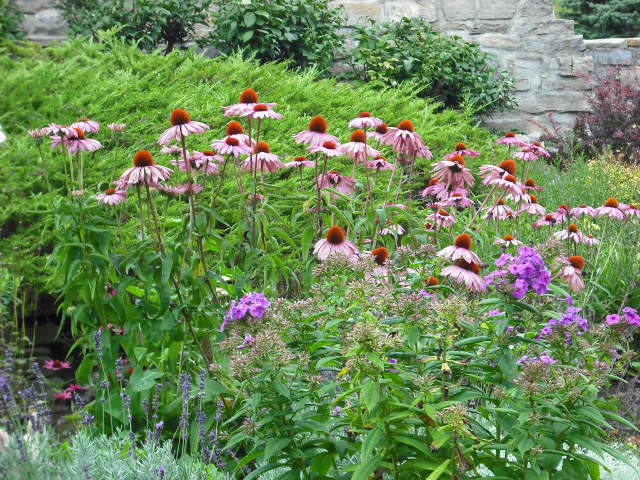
(1, 37, 640, 479)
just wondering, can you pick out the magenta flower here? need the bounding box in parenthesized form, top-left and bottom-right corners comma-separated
(421, 179, 447, 199)
(221, 292, 271, 332)
(246, 104, 283, 120)
(478, 159, 517, 186)
(241, 141, 284, 173)
(70, 118, 100, 133)
(62, 128, 102, 154)
(348, 112, 384, 129)
(443, 142, 481, 160)
(66, 384, 89, 392)
(497, 132, 528, 147)
(313, 226, 359, 261)
(621, 203, 640, 219)
(317, 170, 356, 197)
(438, 234, 481, 264)
(107, 123, 126, 132)
(380, 120, 428, 157)
(442, 260, 485, 292)
(366, 157, 395, 171)
(158, 108, 209, 145)
(606, 314, 622, 325)
(116, 150, 172, 189)
(54, 391, 73, 400)
(96, 188, 127, 206)
(44, 359, 72, 370)
(294, 115, 339, 147)
(222, 88, 275, 117)
(488, 174, 523, 198)
(623, 307, 640, 326)
(212, 136, 253, 157)
(596, 197, 626, 220)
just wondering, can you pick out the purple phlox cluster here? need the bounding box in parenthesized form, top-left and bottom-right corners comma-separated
(236, 334, 255, 349)
(486, 309, 504, 318)
(539, 306, 589, 344)
(388, 358, 399, 373)
(606, 314, 622, 325)
(517, 351, 557, 365)
(221, 292, 271, 332)
(485, 246, 551, 298)
(623, 307, 640, 326)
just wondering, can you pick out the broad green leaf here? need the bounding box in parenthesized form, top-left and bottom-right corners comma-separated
(426, 459, 451, 480)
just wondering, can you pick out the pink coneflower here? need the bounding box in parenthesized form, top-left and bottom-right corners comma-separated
(313, 226, 359, 261)
(484, 198, 513, 220)
(367, 122, 389, 142)
(529, 141, 551, 158)
(161, 182, 204, 196)
(489, 174, 523, 198)
(44, 359, 72, 370)
(54, 391, 73, 401)
(444, 142, 481, 160)
(193, 150, 224, 175)
(555, 204, 571, 222)
(371, 246, 390, 265)
(442, 260, 485, 292)
(242, 141, 284, 173)
(294, 115, 339, 147)
(421, 178, 447, 198)
(431, 155, 475, 190)
(285, 155, 316, 168)
(514, 149, 538, 162)
(367, 157, 395, 171)
(438, 233, 481, 264)
(58, 128, 102, 154)
(348, 112, 384, 129)
(560, 256, 586, 292)
(160, 145, 183, 156)
(28, 128, 49, 139)
(554, 223, 586, 244)
(570, 204, 597, 218)
(583, 234, 600, 246)
(317, 170, 356, 197)
(438, 192, 474, 208)
(497, 131, 528, 147)
(622, 203, 640, 219)
(107, 123, 126, 132)
(522, 178, 544, 192)
(380, 223, 405, 236)
(533, 213, 560, 229)
(70, 118, 100, 133)
(494, 234, 523, 248)
(596, 197, 626, 220)
(479, 159, 517, 186)
(247, 103, 283, 120)
(46, 123, 75, 136)
(158, 108, 209, 145)
(96, 188, 127, 206)
(380, 120, 429, 158)
(116, 150, 172, 189)
(517, 194, 546, 216)
(426, 209, 456, 229)
(308, 140, 344, 157)
(223, 121, 254, 147)
(341, 129, 380, 162)
(222, 88, 276, 117)
(212, 136, 253, 157)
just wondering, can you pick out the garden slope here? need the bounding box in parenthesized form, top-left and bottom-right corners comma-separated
(0, 38, 493, 297)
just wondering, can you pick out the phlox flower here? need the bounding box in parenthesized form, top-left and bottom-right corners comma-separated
(348, 112, 384, 129)
(313, 226, 359, 261)
(221, 292, 271, 332)
(158, 108, 209, 145)
(623, 307, 640, 326)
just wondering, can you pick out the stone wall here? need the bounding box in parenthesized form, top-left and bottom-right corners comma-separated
(16, 0, 640, 135)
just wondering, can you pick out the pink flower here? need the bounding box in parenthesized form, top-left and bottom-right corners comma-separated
(380, 120, 429, 158)
(532, 213, 560, 229)
(425, 209, 455, 229)
(212, 136, 253, 157)
(308, 141, 344, 157)
(431, 156, 475, 190)
(438, 192, 474, 208)
(313, 226, 359, 261)
(294, 115, 339, 147)
(44, 359, 72, 371)
(222, 88, 276, 116)
(437, 233, 481, 264)
(570, 204, 597, 218)
(241, 141, 284, 173)
(494, 235, 523, 248)
(367, 122, 389, 142)
(366, 157, 395, 171)
(529, 141, 551, 158)
(285, 156, 316, 168)
(522, 178, 544, 192)
(96, 188, 127, 206)
(441, 260, 485, 292)
(223, 121, 254, 147)
(70, 118, 100, 133)
(317, 171, 356, 197)
(560, 256, 586, 293)
(517, 195, 546, 216)
(161, 182, 204, 196)
(158, 108, 209, 145)
(246, 104, 283, 120)
(107, 123, 126, 132)
(479, 159, 517, 186)
(63, 128, 102, 154)
(583, 234, 600, 246)
(484, 199, 513, 220)
(488, 174, 523, 198)
(380, 223, 405, 236)
(348, 112, 384, 129)
(497, 132, 528, 147)
(341, 129, 380, 163)
(116, 150, 173, 189)
(66, 384, 89, 392)
(554, 224, 586, 244)
(28, 128, 49, 139)
(54, 391, 73, 400)
(596, 197, 626, 220)
(514, 149, 538, 162)
(46, 123, 75, 136)
(160, 145, 183, 156)
(621, 203, 640, 219)
(421, 179, 447, 199)
(443, 142, 481, 160)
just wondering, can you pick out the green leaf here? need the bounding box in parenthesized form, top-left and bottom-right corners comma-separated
(361, 428, 383, 459)
(426, 459, 451, 480)
(394, 434, 432, 457)
(264, 437, 291, 460)
(128, 369, 162, 392)
(243, 12, 256, 27)
(361, 379, 380, 412)
(352, 455, 381, 480)
(241, 30, 254, 42)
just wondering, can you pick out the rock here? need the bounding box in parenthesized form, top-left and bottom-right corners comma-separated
(338, 1, 384, 25)
(477, 0, 516, 20)
(386, 0, 438, 22)
(442, 0, 476, 21)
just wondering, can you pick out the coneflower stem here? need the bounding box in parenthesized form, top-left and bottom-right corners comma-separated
(179, 129, 196, 247)
(145, 184, 165, 254)
(250, 120, 263, 250)
(314, 153, 322, 235)
(36, 143, 51, 190)
(383, 154, 400, 206)
(467, 184, 498, 228)
(78, 153, 84, 191)
(136, 185, 145, 239)
(210, 155, 230, 210)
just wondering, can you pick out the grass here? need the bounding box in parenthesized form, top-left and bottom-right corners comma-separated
(0, 34, 493, 300)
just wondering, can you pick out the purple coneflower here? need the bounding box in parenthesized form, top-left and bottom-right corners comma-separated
(317, 170, 356, 197)
(47, 123, 75, 136)
(285, 155, 316, 168)
(432, 155, 475, 190)
(529, 141, 551, 158)
(489, 174, 523, 198)
(438, 192, 473, 208)
(246, 103, 283, 120)
(596, 197, 626, 220)
(517, 194, 546, 216)
(294, 115, 339, 147)
(583, 234, 600, 246)
(116, 150, 172, 189)
(44, 360, 72, 370)
(484, 199, 512, 220)
(29, 128, 49, 139)
(425, 209, 455, 229)
(479, 159, 517, 186)
(380, 222, 405, 236)
(442, 260, 484, 292)
(348, 112, 384, 129)
(61, 128, 102, 154)
(161, 182, 204, 196)
(532, 213, 560, 229)
(308, 140, 344, 157)
(242, 141, 284, 173)
(160, 145, 183, 156)
(560, 256, 586, 293)
(158, 108, 209, 145)
(421, 178, 447, 199)
(70, 118, 100, 133)
(212, 136, 253, 157)
(497, 131, 528, 148)
(380, 120, 429, 158)
(107, 123, 126, 132)
(222, 88, 275, 117)
(313, 226, 359, 261)
(366, 157, 395, 171)
(96, 188, 127, 206)
(621, 203, 640, 219)
(224, 121, 254, 146)
(444, 142, 481, 160)
(342, 129, 379, 163)
(438, 233, 481, 264)
(569, 204, 597, 218)
(494, 234, 523, 248)
(367, 122, 388, 142)
(514, 148, 538, 162)
(554, 223, 586, 244)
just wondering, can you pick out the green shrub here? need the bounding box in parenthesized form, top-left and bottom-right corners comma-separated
(207, 0, 345, 70)
(557, 0, 640, 39)
(0, 0, 23, 40)
(349, 17, 517, 115)
(54, 0, 212, 52)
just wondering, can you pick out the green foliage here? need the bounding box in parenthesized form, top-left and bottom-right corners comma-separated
(349, 17, 517, 115)
(207, 0, 345, 70)
(54, 0, 212, 52)
(0, 0, 23, 40)
(557, 0, 640, 39)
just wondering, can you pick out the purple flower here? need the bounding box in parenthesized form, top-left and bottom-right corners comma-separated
(486, 309, 504, 318)
(486, 246, 550, 298)
(496, 253, 513, 267)
(419, 289, 431, 298)
(623, 307, 640, 326)
(539, 351, 557, 364)
(221, 293, 271, 332)
(539, 305, 589, 343)
(236, 335, 255, 349)
(606, 314, 622, 325)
